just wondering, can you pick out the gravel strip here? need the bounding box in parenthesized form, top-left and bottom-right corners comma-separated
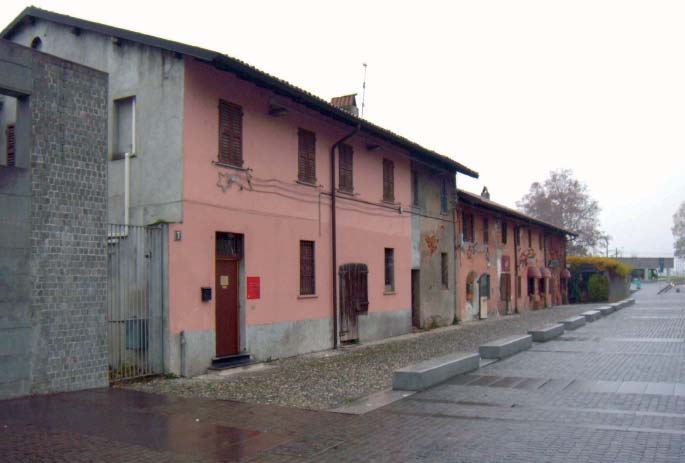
(124, 303, 604, 410)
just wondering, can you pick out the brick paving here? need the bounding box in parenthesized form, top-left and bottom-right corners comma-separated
(2, 282, 684, 461)
(126, 302, 599, 410)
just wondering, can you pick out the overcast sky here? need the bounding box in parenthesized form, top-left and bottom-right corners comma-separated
(3, 1, 684, 257)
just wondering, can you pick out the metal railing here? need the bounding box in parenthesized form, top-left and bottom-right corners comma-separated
(107, 224, 164, 381)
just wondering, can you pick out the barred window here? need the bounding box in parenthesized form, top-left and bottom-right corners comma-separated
(384, 248, 395, 292)
(299, 241, 315, 295)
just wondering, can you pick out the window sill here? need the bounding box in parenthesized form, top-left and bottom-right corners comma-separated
(383, 290, 396, 295)
(336, 188, 356, 196)
(212, 161, 248, 171)
(298, 294, 318, 299)
(381, 199, 397, 205)
(296, 179, 319, 188)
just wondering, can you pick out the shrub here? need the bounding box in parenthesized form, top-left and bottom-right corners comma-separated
(567, 256, 632, 278)
(587, 274, 609, 302)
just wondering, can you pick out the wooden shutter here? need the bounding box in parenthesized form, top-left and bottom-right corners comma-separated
(483, 218, 489, 244)
(382, 159, 394, 202)
(6, 124, 15, 167)
(219, 100, 243, 166)
(338, 143, 353, 192)
(298, 129, 316, 183)
(300, 241, 315, 295)
(441, 253, 448, 288)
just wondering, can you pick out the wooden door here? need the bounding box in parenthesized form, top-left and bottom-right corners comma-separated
(215, 259, 239, 357)
(411, 270, 420, 328)
(500, 273, 511, 313)
(339, 263, 368, 342)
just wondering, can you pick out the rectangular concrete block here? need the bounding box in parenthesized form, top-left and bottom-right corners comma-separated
(581, 310, 601, 322)
(479, 335, 533, 360)
(559, 316, 586, 330)
(393, 352, 480, 391)
(597, 306, 614, 316)
(528, 324, 565, 342)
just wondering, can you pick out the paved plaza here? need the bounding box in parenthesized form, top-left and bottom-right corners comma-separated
(1, 282, 684, 462)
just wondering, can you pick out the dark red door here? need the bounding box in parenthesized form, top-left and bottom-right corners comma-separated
(215, 259, 239, 356)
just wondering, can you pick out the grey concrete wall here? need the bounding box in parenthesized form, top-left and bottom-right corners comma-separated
(358, 308, 411, 343)
(0, 39, 109, 398)
(608, 273, 630, 302)
(247, 317, 333, 362)
(10, 19, 185, 226)
(411, 163, 457, 328)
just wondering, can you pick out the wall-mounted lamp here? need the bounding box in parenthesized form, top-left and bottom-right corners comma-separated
(175, 230, 182, 241)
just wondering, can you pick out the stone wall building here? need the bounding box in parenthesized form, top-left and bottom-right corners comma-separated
(0, 39, 108, 398)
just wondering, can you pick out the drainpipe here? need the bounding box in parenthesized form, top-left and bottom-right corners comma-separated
(124, 152, 131, 227)
(330, 124, 360, 349)
(513, 225, 519, 313)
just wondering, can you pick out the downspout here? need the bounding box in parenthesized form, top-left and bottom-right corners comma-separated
(514, 225, 519, 313)
(124, 152, 130, 227)
(330, 123, 360, 349)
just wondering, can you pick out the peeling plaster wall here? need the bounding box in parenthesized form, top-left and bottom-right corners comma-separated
(456, 201, 571, 321)
(411, 163, 456, 328)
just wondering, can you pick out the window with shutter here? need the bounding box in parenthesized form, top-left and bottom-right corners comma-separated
(382, 159, 394, 202)
(300, 240, 315, 295)
(411, 170, 419, 206)
(338, 143, 353, 192)
(502, 221, 508, 244)
(441, 252, 448, 289)
(298, 129, 316, 184)
(219, 100, 243, 167)
(384, 248, 395, 292)
(483, 218, 489, 244)
(462, 212, 474, 242)
(6, 124, 15, 167)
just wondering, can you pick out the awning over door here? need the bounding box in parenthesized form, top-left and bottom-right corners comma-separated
(540, 267, 552, 278)
(561, 269, 572, 279)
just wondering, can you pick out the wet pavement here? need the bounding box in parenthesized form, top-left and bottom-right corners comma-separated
(2, 282, 684, 462)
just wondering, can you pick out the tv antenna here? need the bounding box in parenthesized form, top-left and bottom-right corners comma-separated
(361, 62, 368, 118)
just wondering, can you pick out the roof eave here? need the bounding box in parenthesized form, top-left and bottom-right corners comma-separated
(3, 6, 479, 179)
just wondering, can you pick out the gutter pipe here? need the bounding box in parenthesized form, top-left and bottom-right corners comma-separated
(330, 123, 360, 349)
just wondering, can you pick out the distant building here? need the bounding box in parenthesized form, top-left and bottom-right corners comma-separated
(616, 257, 674, 280)
(455, 189, 576, 320)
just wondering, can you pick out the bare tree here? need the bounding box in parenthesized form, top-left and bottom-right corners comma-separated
(673, 201, 685, 258)
(516, 169, 604, 256)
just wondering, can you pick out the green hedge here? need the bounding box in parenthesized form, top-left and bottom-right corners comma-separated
(588, 274, 609, 302)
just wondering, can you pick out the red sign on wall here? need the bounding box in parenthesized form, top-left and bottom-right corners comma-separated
(501, 256, 511, 273)
(247, 276, 260, 299)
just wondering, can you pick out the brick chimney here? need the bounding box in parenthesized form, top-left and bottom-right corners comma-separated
(330, 94, 359, 117)
(481, 186, 490, 200)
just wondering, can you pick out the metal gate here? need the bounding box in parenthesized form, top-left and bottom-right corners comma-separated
(107, 224, 164, 381)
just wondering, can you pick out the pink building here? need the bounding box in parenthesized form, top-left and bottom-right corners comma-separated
(456, 189, 575, 321)
(4, 8, 478, 376)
